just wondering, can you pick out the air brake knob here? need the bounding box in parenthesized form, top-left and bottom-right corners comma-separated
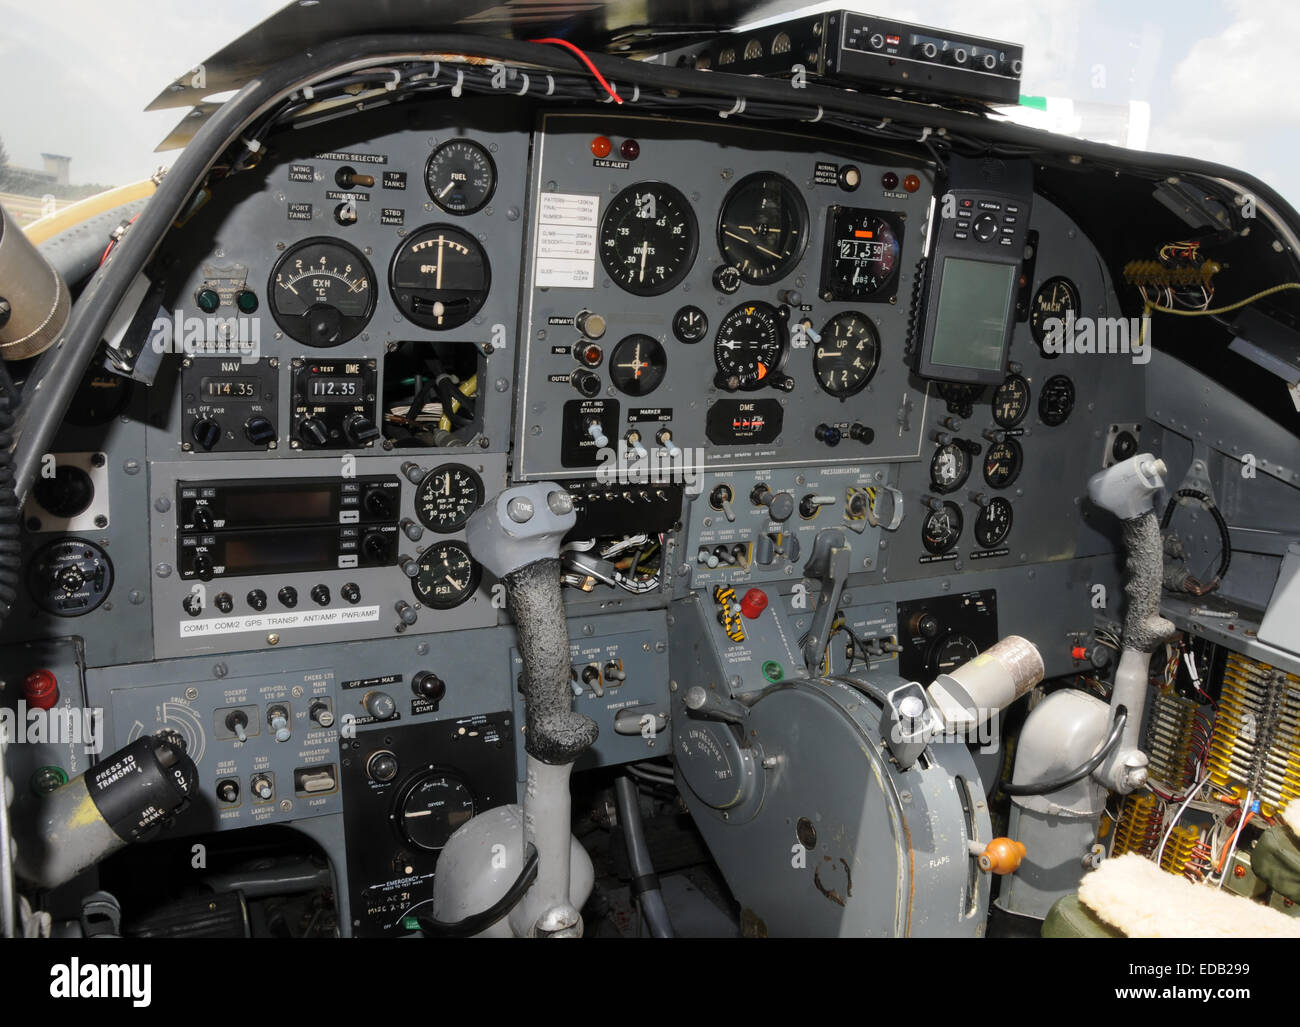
(739, 589, 768, 619)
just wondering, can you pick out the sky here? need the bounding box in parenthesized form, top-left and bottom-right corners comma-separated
(1, 0, 1298, 209)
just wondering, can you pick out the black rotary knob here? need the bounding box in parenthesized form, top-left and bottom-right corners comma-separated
(362, 531, 391, 563)
(297, 417, 329, 447)
(278, 585, 298, 608)
(192, 554, 214, 582)
(412, 671, 447, 704)
(192, 506, 214, 531)
(362, 486, 393, 519)
(244, 416, 277, 446)
(214, 592, 233, 614)
(343, 413, 381, 445)
(310, 584, 330, 606)
(191, 418, 222, 451)
(246, 588, 267, 611)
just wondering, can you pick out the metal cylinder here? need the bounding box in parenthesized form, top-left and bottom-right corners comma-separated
(928, 635, 1044, 731)
(946, 634, 1044, 711)
(0, 204, 70, 360)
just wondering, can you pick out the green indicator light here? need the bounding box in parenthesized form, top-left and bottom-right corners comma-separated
(236, 289, 259, 314)
(402, 915, 421, 932)
(30, 765, 68, 796)
(761, 660, 784, 683)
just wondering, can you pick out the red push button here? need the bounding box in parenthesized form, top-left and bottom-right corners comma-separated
(1071, 646, 1088, 661)
(739, 589, 768, 619)
(23, 669, 59, 710)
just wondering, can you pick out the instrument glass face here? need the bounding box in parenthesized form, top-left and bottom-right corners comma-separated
(717, 172, 808, 284)
(600, 182, 698, 296)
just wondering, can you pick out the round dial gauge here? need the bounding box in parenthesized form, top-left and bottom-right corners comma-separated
(991, 374, 1031, 428)
(983, 438, 1023, 489)
(813, 311, 880, 398)
(389, 225, 490, 330)
(922, 502, 964, 555)
(269, 238, 376, 347)
(1038, 374, 1076, 427)
(393, 769, 475, 851)
(414, 464, 485, 533)
(717, 172, 808, 285)
(821, 208, 902, 300)
(673, 305, 709, 344)
(599, 183, 698, 296)
(974, 497, 1014, 548)
(411, 540, 481, 609)
(1029, 276, 1080, 356)
(714, 302, 787, 390)
(609, 334, 668, 397)
(930, 442, 972, 494)
(424, 139, 497, 215)
(930, 635, 980, 675)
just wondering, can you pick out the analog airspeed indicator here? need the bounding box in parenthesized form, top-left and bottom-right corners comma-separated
(600, 183, 698, 296)
(414, 464, 484, 533)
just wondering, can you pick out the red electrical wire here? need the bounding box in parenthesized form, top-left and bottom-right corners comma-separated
(530, 37, 623, 103)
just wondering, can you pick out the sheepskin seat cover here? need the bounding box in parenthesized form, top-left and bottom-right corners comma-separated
(1076, 853, 1300, 938)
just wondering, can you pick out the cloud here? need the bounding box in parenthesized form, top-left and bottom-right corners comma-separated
(1147, 0, 1300, 202)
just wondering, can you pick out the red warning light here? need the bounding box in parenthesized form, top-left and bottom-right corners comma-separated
(590, 136, 612, 158)
(903, 174, 921, 193)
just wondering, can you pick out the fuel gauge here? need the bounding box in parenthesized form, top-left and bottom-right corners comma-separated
(425, 139, 496, 214)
